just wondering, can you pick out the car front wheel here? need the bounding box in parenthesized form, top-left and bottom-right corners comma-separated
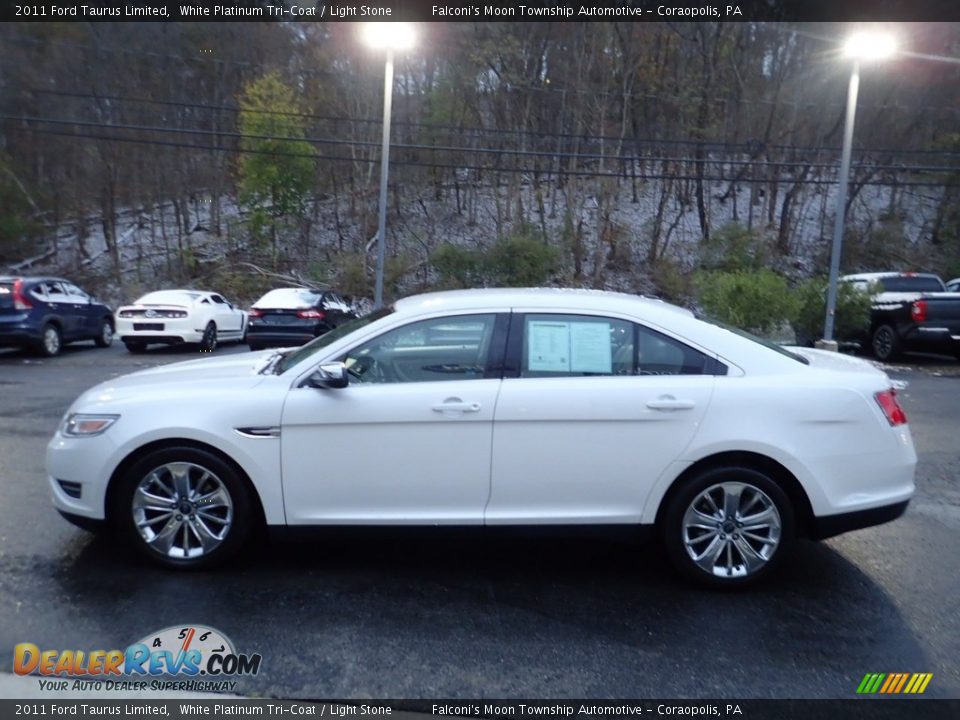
(662, 467, 794, 588)
(114, 447, 252, 569)
(94, 318, 114, 348)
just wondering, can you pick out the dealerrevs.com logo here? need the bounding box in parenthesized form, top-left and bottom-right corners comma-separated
(13, 625, 261, 693)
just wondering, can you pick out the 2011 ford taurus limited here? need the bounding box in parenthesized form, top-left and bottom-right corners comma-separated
(47, 288, 916, 587)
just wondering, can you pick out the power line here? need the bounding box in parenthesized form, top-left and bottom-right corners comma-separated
(28, 88, 960, 161)
(26, 126, 960, 189)
(6, 114, 959, 176)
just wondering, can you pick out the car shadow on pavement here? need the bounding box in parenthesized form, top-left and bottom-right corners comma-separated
(23, 529, 939, 697)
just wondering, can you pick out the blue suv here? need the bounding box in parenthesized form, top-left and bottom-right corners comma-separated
(0, 276, 115, 356)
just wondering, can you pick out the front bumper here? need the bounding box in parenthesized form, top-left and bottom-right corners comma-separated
(47, 431, 118, 520)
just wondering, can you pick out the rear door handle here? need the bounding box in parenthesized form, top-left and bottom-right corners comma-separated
(646, 396, 695, 411)
(432, 398, 481, 415)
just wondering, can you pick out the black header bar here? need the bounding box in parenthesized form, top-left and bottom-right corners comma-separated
(3, 0, 960, 22)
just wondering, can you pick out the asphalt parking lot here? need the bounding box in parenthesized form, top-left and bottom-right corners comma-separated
(0, 340, 957, 699)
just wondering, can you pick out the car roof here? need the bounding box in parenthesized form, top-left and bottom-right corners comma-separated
(841, 272, 942, 281)
(0, 276, 68, 284)
(393, 287, 693, 319)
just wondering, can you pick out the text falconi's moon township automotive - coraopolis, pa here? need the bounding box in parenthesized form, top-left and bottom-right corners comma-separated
(430, 5, 742, 17)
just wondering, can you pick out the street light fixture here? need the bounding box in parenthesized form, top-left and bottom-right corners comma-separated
(821, 30, 897, 348)
(362, 22, 415, 310)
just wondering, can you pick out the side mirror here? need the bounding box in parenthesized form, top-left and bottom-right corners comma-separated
(305, 362, 349, 389)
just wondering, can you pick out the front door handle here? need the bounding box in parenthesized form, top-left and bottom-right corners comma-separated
(432, 397, 481, 415)
(646, 396, 695, 411)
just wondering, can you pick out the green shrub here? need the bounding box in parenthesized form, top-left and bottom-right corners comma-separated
(695, 270, 797, 336)
(698, 223, 770, 272)
(430, 225, 560, 289)
(791, 277, 874, 346)
(430, 244, 483, 289)
(485, 227, 560, 287)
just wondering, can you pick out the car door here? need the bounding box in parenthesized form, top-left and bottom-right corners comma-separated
(39, 281, 80, 338)
(210, 294, 243, 336)
(486, 312, 717, 525)
(280, 312, 507, 525)
(61, 282, 96, 338)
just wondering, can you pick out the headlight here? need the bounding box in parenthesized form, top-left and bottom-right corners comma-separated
(61, 413, 120, 437)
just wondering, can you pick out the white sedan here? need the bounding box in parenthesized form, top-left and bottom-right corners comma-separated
(47, 288, 915, 587)
(115, 289, 247, 353)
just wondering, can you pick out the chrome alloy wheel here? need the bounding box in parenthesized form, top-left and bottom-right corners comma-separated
(131, 462, 234, 559)
(681, 481, 782, 578)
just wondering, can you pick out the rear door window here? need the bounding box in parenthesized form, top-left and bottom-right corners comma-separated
(517, 314, 712, 378)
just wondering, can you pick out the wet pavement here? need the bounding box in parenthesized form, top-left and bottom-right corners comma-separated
(0, 342, 957, 699)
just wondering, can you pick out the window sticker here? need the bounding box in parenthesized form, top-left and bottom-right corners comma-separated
(570, 322, 612, 373)
(528, 321, 571, 372)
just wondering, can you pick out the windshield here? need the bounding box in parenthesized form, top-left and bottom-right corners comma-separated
(275, 307, 394, 374)
(699, 316, 810, 365)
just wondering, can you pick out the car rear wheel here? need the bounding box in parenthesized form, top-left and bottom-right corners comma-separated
(114, 447, 252, 569)
(38, 323, 62, 357)
(124, 341, 147, 353)
(871, 324, 901, 362)
(662, 467, 794, 588)
(200, 323, 217, 353)
(94, 318, 114, 348)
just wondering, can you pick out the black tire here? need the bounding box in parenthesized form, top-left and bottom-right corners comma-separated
(124, 341, 147, 353)
(199, 322, 218, 353)
(112, 446, 253, 570)
(94, 318, 114, 348)
(661, 466, 795, 589)
(248, 342, 262, 352)
(871, 324, 902, 362)
(37, 323, 63, 357)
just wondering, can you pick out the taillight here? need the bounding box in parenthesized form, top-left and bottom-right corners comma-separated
(297, 309, 325, 320)
(12, 280, 32, 310)
(875, 389, 908, 426)
(248, 308, 263, 319)
(911, 299, 927, 323)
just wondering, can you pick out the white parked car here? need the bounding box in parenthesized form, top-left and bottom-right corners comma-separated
(115, 289, 247, 353)
(48, 288, 915, 587)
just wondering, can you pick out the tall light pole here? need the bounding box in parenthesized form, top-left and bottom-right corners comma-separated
(361, 22, 415, 310)
(821, 30, 897, 348)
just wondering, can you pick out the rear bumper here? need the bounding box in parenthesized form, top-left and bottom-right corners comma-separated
(810, 499, 910, 540)
(115, 318, 203, 344)
(246, 330, 318, 346)
(119, 334, 186, 345)
(0, 320, 41, 346)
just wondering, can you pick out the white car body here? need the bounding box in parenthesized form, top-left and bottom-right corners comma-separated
(48, 288, 916, 584)
(115, 289, 246, 349)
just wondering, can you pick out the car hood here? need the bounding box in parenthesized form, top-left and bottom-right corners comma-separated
(73, 352, 280, 411)
(787, 347, 888, 378)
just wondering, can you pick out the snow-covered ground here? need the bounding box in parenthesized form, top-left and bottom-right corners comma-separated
(8, 173, 943, 306)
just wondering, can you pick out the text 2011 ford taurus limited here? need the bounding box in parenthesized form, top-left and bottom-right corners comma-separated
(47, 288, 915, 587)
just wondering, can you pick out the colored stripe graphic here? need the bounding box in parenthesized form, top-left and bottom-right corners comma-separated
(857, 673, 932, 694)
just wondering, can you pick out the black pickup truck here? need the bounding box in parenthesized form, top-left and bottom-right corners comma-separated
(842, 272, 960, 362)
